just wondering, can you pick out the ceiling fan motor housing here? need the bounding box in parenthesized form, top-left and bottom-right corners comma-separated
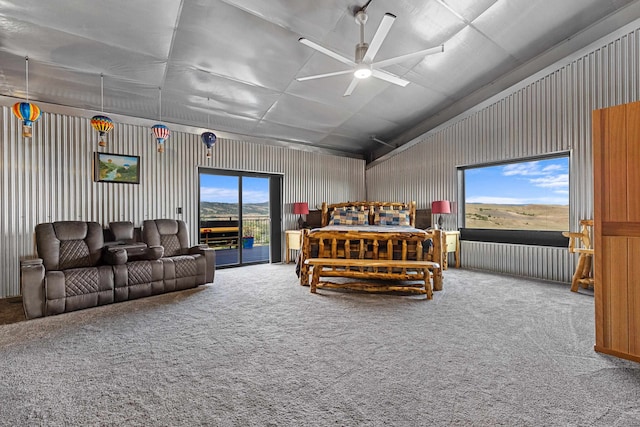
(355, 43, 369, 63)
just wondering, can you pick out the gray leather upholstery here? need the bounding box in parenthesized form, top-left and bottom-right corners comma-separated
(109, 221, 135, 242)
(20, 219, 216, 320)
(142, 219, 190, 257)
(142, 219, 216, 286)
(36, 222, 104, 270)
(22, 221, 115, 317)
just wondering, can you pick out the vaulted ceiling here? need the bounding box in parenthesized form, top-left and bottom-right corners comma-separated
(1, 0, 639, 161)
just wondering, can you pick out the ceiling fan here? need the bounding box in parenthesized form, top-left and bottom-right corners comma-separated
(297, 7, 444, 96)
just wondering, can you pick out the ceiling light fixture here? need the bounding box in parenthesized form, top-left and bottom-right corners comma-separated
(90, 73, 114, 148)
(12, 56, 41, 138)
(354, 63, 372, 79)
(151, 87, 170, 153)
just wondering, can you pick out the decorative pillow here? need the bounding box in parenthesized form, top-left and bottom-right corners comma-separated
(329, 208, 368, 225)
(376, 208, 411, 226)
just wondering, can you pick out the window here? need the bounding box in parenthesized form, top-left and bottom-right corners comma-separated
(459, 154, 569, 247)
(199, 168, 283, 267)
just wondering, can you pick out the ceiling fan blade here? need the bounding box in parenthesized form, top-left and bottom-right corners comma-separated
(371, 69, 410, 87)
(297, 69, 355, 82)
(373, 45, 444, 68)
(299, 38, 355, 67)
(362, 13, 396, 63)
(343, 77, 360, 97)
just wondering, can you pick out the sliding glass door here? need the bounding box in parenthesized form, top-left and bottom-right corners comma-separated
(199, 169, 281, 267)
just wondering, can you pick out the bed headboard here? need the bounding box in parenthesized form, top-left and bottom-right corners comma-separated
(320, 201, 417, 227)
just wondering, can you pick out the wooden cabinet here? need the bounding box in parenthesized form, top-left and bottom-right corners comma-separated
(593, 101, 640, 364)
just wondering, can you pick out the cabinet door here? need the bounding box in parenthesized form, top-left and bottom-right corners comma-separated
(593, 102, 640, 362)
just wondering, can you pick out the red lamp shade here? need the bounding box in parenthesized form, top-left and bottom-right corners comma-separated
(431, 200, 451, 215)
(293, 202, 309, 215)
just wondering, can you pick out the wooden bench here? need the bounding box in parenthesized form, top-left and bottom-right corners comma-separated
(304, 258, 440, 299)
(200, 226, 239, 248)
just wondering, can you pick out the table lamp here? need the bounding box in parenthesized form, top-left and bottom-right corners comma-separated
(293, 202, 309, 229)
(431, 200, 451, 230)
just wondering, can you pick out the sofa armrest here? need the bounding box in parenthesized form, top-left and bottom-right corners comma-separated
(145, 245, 164, 260)
(189, 245, 208, 255)
(20, 258, 46, 319)
(189, 246, 216, 283)
(103, 248, 128, 265)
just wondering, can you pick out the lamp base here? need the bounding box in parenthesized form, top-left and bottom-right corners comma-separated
(298, 215, 305, 229)
(438, 215, 444, 230)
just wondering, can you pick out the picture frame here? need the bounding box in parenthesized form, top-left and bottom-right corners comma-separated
(94, 152, 141, 184)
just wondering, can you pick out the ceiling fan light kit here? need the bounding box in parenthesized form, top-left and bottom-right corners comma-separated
(354, 63, 372, 79)
(297, 7, 444, 96)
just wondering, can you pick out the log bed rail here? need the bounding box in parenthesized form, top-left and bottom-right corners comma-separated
(299, 226, 443, 296)
(305, 257, 437, 298)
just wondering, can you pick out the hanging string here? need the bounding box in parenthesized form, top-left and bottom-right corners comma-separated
(100, 74, 104, 112)
(158, 87, 162, 122)
(207, 97, 210, 128)
(25, 56, 29, 102)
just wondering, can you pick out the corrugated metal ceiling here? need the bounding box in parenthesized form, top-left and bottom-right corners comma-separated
(0, 0, 638, 161)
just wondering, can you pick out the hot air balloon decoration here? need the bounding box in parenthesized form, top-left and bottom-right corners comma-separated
(12, 102, 41, 138)
(152, 87, 170, 153)
(91, 115, 114, 147)
(152, 124, 170, 153)
(12, 57, 41, 138)
(91, 74, 114, 148)
(201, 131, 217, 158)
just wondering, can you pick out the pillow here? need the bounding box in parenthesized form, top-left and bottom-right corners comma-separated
(329, 208, 368, 225)
(376, 208, 411, 226)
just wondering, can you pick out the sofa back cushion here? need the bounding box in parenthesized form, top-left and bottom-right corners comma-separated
(142, 219, 190, 257)
(36, 221, 104, 271)
(109, 221, 135, 242)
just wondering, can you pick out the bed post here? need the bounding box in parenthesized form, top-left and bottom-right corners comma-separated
(321, 202, 329, 227)
(409, 201, 417, 227)
(300, 228, 311, 286)
(431, 229, 444, 291)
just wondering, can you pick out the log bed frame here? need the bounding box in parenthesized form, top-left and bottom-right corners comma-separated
(299, 201, 443, 298)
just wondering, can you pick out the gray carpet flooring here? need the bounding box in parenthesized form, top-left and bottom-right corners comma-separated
(0, 265, 638, 426)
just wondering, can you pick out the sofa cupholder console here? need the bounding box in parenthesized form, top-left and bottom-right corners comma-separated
(20, 219, 215, 319)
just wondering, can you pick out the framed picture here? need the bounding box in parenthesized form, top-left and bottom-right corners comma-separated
(94, 152, 140, 184)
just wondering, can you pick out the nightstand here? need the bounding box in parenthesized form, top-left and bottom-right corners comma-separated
(285, 230, 302, 263)
(443, 230, 460, 269)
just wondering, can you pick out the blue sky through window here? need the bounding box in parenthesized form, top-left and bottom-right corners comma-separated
(465, 157, 569, 205)
(200, 174, 269, 204)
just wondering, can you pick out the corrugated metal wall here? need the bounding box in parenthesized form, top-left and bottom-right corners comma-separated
(366, 26, 640, 283)
(0, 107, 365, 297)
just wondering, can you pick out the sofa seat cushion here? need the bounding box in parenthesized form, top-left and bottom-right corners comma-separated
(173, 255, 199, 277)
(44, 265, 115, 316)
(113, 260, 164, 302)
(160, 255, 205, 291)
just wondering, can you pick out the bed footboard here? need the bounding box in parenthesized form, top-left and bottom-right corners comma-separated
(299, 227, 443, 294)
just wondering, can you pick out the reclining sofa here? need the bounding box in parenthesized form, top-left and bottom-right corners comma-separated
(21, 219, 215, 319)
